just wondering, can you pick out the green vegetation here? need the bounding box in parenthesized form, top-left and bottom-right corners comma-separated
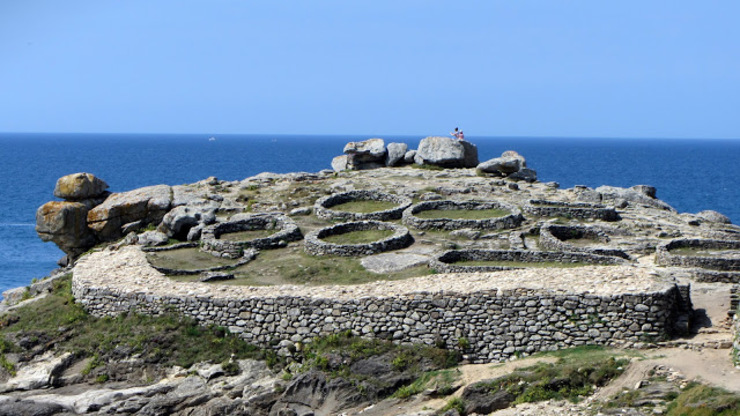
(0, 274, 271, 380)
(470, 346, 628, 406)
(330, 200, 398, 213)
(394, 369, 461, 399)
(218, 229, 276, 242)
(441, 397, 466, 414)
(218, 245, 434, 286)
(415, 208, 510, 220)
(146, 247, 238, 271)
(452, 260, 595, 269)
(321, 229, 394, 245)
(664, 383, 740, 415)
(298, 330, 460, 397)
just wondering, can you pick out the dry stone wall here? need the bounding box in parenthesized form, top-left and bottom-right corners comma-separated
(314, 190, 412, 221)
(524, 200, 619, 222)
(430, 249, 628, 274)
(540, 224, 630, 259)
(303, 220, 413, 257)
(402, 200, 524, 231)
(72, 248, 691, 364)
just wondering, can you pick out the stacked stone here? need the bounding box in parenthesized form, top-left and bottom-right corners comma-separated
(656, 238, 740, 271)
(523, 199, 619, 222)
(200, 213, 303, 259)
(402, 200, 524, 231)
(303, 221, 413, 257)
(429, 249, 628, 274)
(539, 224, 630, 259)
(331, 137, 479, 171)
(314, 190, 412, 221)
(35, 173, 110, 259)
(73, 280, 690, 364)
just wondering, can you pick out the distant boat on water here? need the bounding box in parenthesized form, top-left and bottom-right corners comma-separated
(208, 136, 216, 141)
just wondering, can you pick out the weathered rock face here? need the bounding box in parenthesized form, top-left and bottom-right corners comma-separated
(53, 173, 109, 201)
(414, 136, 479, 168)
(87, 185, 173, 241)
(477, 151, 536, 182)
(385, 142, 408, 167)
(698, 210, 732, 224)
(596, 185, 675, 211)
(158, 206, 216, 240)
(331, 155, 349, 172)
(35, 201, 96, 258)
(343, 138, 387, 170)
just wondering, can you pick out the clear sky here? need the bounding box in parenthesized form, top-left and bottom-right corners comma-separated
(1, 1, 738, 138)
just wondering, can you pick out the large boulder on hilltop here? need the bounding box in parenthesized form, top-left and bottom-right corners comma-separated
(87, 185, 173, 241)
(343, 138, 386, 161)
(414, 136, 479, 168)
(697, 210, 732, 224)
(158, 205, 216, 240)
(36, 201, 96, 258)
(385, 142, 408, 167)
(595, 185, 675, 211)
(331, 155, 350, 172)
(343, 138, 387, 170)
(53, 172, 109, 201)
(477, 150, 527, 174)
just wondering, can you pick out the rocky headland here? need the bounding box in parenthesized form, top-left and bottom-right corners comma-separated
(1, 136, 739, 415)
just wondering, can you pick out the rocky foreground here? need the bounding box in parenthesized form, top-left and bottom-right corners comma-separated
(1, 137, 739, 415)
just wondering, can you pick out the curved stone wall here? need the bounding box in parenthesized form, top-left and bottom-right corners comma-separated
(402, 200, 524, 231)
(429, 249, 628, 274)
(314, 190, 412, 221)
(540, 224, 630, 259)
(72, 248, 692, 364)
(656, 239, 740, 271)
(201, 213, 303, 259)
(523, 200, 619, 222)
(304, 220, 413, 257)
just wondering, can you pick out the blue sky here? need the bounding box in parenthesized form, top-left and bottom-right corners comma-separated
(1, 1, 738, 138)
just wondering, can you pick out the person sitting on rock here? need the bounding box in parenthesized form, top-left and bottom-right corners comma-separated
(450, 127, 462, 140)
(458, 130, 465, 141)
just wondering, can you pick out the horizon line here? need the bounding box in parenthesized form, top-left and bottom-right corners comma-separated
(1, 131, 739, 141)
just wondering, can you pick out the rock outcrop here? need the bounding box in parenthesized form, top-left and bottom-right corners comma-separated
(414, 136, 479, 168)
(477, 150, 537, 182)
(53, 173, 109, 201)
(343, 138, 387, 170)
(87, 185, 173, 241)
(36, 201, 97, 258)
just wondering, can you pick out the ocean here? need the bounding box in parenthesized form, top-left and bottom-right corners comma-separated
(1, 133, 738, 293)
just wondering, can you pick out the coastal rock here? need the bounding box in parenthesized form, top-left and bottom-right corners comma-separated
(136, 230, 169, 247)
(331, 155, 350, 172)
(697, 210, 732, 224)
(404, 150, 416, 164)
(508, 168, 538, 183)
(35, 201, 96, 258)
(477, 150, 526, 174)
(53, 173, 109, 201)
(385, 142, 408, 167)
(343, 138, 386, 161)
(1, 352, 73, 392)
(414, 136, 479, 168)
(158, 206, 216, 240)
(87, 185, 173, 241)
(596, 185, 675, 211)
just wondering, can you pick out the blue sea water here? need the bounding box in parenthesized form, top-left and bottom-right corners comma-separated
(0, 133, 738, 293)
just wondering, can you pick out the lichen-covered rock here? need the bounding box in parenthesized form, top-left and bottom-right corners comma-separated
(508, 168, 538, 183)
(697, 210, 732, 224)
(53, 172, 109, 201)
(87, 185, 172, 241)
(414, 136, 479, 168)
(343, 138, 386, 161)
(331, 155, 350, 172)
(158, 205, 216, 240)
(35, 201, 96, 258)
(596, 185, 675, 211)
(385, 142, 408, 167)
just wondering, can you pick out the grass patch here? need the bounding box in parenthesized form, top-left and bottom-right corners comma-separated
(452, 260, 595, 269)
(218, 229, 276, 242)
(226, 246, 434, 286)
(470, 346, 629, 405)
(146, 247, 238, 271)
(670, 247, 740, 258)
(321, 229, 394, 245)
(414, 208, 510, 220)
(665, 383, 740, 415)
(0, 274, 272, 378)
(330, 200, 398, 213)
(394, 369, 461, 399)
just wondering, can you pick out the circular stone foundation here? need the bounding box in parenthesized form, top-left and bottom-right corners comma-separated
(656, 238, 740, 272)
(314, 190, 412, 221)
(402, 200, 523, 231)
(429, 249, 627, 273)
(539, 224, 630, 259)
(201, 213, 303, 259)
(304, 220, 413, 257)
(523, 199, 619, 222)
